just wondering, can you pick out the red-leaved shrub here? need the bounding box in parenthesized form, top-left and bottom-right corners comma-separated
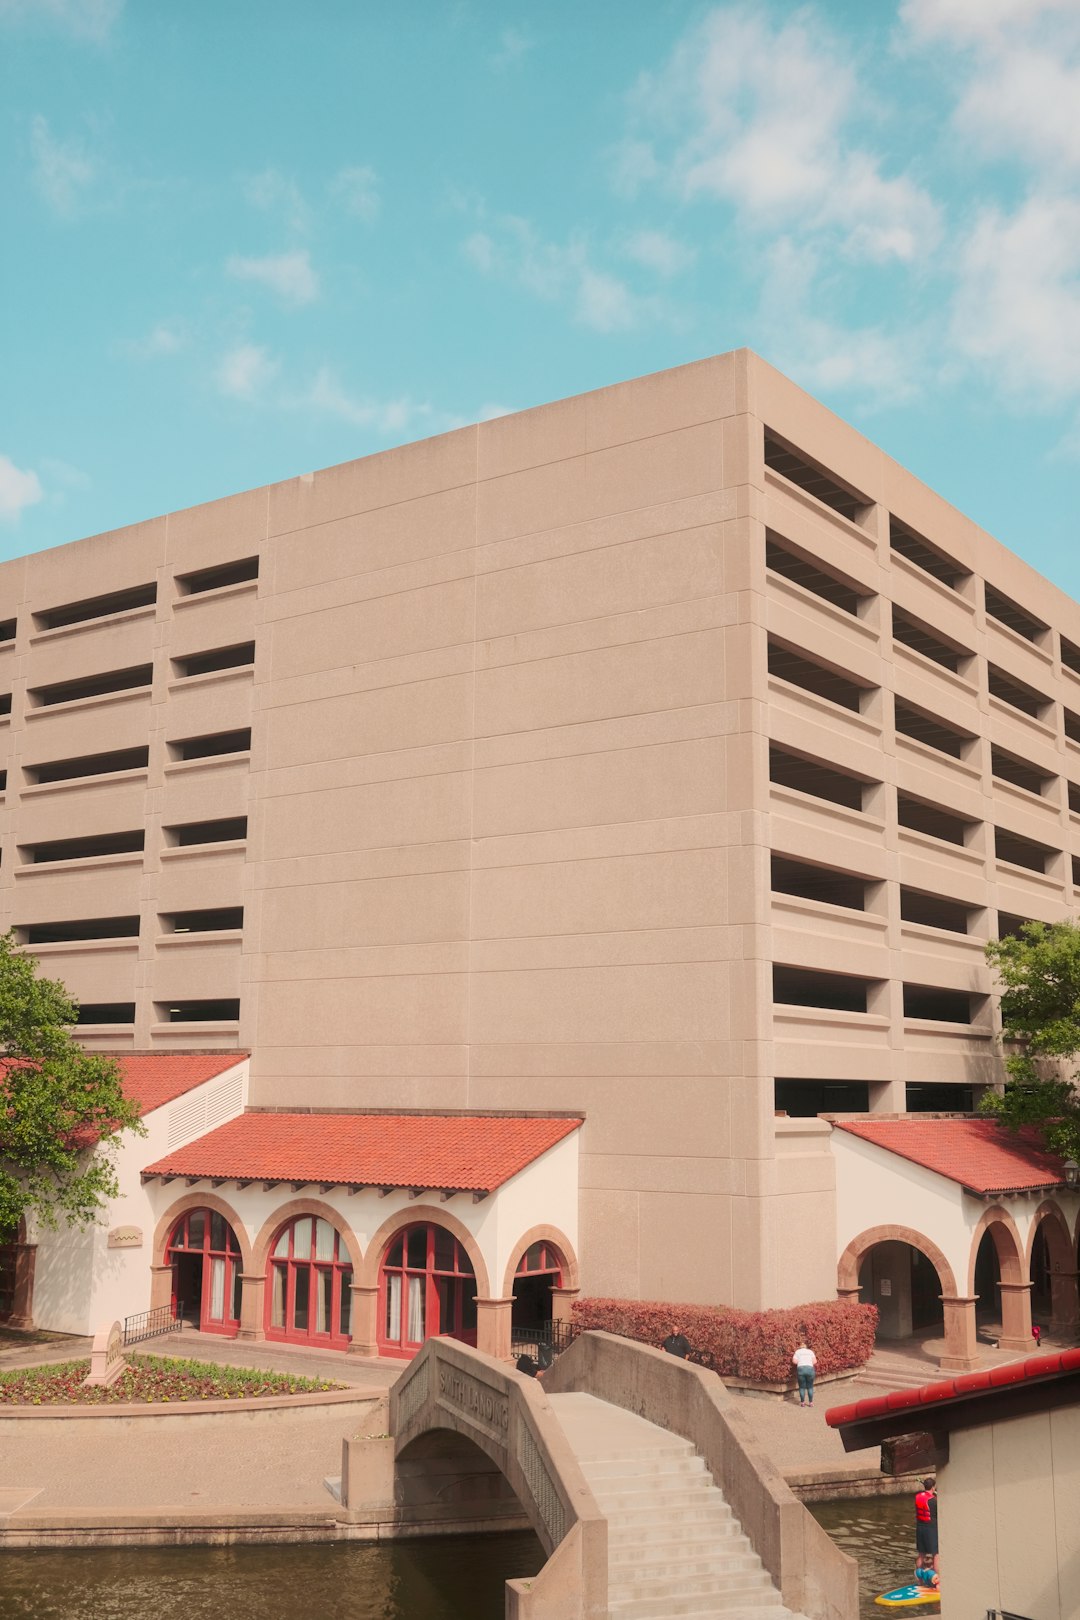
(570, 1296, 877, 1383)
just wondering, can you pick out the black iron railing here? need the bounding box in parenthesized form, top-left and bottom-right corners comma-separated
(510, 1320, 577, 1364)
(122, 1301, 185, 1348)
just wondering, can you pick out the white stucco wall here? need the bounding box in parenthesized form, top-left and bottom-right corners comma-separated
(941, 1403, 1080, 1620)
(29, 1059, 248, 1335)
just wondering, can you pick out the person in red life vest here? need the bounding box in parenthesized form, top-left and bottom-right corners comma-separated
(1032, 1322, 1043, 1349)
(914, 1476, 939, 1577)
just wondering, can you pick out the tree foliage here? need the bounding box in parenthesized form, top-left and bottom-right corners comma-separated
(0, 932, 144, 1239)
(983, 920, 1080, 1161)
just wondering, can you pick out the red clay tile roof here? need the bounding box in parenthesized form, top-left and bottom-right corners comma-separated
(834, 1117, 1067, 1195)
(826, 1346, 1080, 1433)
(0, 1051, 246, 1117)
(142, 1112, 583, 1193)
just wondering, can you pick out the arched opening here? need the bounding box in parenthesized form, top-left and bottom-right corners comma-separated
(1031, 1224, 1052, 1324)
(0, 1217, 33, 1327)
(1029, 1203, 1077, 1339)
(511, 1240, 564, 1338)
(857, 1240, 945, 1343)
(266, 1214, 353, 1348)
(166, 1208, 244, 1335)
(969, 1210, 1029, 1351)
(378, 1222, 477, 1359)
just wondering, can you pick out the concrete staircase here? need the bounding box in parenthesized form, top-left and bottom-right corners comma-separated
(852, 1347, 947, 1392)
(548, 1392, 810, 1619)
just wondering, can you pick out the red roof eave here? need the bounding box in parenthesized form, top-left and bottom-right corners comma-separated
(827, 1346, 1080, 1435)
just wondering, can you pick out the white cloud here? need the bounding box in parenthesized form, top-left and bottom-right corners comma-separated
(622, 229, 695, 278)
(461, 212, 660, 333)
(0, 0, 123, 41)
(126, 322, 184, 359)
(225, 249, 319, 306)
(304, 367, 425, 436)
(243, 168, 309, 233)
(0, 455, 43, 523)
(330, 165, 380, 222)
(609, 138, 662, 200)
(625, 6, 941, 265)
(217, 344, 279, 401)
(490, 26, 533, 69)
(576, 267, 638, 333)
(30, 114, 95, 217)
(899, 0, 1073, 46)
(950, 193, 1080, 400)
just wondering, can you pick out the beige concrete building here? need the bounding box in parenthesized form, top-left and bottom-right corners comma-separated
(5, 348, 1080, 1328)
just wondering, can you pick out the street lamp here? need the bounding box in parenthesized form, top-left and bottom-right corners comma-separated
(1063, 1159, 1080, 1189)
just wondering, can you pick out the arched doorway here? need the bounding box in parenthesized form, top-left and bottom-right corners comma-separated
(856, 1241, 945, 1341)
(167, 1208, 243, 1335)
(511, 1240, 564, 1336)
(378, 1222, 477, 1359)
(266, 1215, 353, 1348)
(1029, 1202, 1077, 1338)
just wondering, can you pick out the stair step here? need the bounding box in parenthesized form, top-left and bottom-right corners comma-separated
(609, 1522, 747, 1551)
(610, 1576, 779, 1618)
(597, 1486, 728, 1513)
(603, 1501, 737, 1532)
(612, 1552, 765, 1587)
(583, 1455, 708, 1484)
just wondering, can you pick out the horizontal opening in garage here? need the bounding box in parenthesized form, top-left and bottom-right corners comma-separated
(157, 999, 240, 1023)
(34, 583, 156, 631)
(894, 699, 973, 759)
(768, 745, 870, 812)
(891, 608, 969, 673)
(997, 912, 1040, 939)
(161, 907, 244, 933)
(0, 618, 16, 642)
(992, 747, 1054, 797)
(0, 770, 6, 792)
(173, 642, 255, 680)
(164, 817, 247, 847)
(23, 830, 144, 865)
(27, 746, 150, 785)
(168, 728, 251, 762)
(994, 826, 1055, 873)
(21, 917, 140, 944)
(765, 534, 867, 615)
(771, 855, 867, 910)
(987, 664, 1050, 720)
(764, 431, 870, 524)
(897, 793, 975, 847)
(889, 517, 969, 591)
(1061, 636, 1080, 676)
(899, 888, 974, 934)
(76, 1003, 135, 1025)
(906, 1083, 975, 1112)
(1065, 708, 1080, 744)
(29, 663, 153, 708)
(773, 965, 875, 1013)
(1073, 856, 1080, 888)
(774, 1079, 870, 1116)
(768, 639, 872, 713)
(176, 556, 259, 595)
(0, 693, 10, 715)
(985, 586, 1047, 645)
(903, 984, 978, 1024)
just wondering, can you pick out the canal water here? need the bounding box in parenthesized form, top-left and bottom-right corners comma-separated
(0, 1499, 914, 1619)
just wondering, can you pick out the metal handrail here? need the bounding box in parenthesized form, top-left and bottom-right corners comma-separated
(122, 1301, 185, 1347)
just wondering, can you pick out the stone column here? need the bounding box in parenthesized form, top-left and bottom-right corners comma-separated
(550, 1286, 579, 1325)
(476, 1297, 515, 1360)
(836, 1285, 863, 1303)
(939, 1295, 980, 1372)
(347, 1283, 380, 1357)
(237, 1272, 266, 1341)
(149, 1262, 173, 1313)
(997, 1280, 1033, 1351)
(1049, 1269, 1080, 1339)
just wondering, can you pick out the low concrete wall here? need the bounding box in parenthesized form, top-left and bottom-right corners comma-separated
(543, 1331, 858, 1620)
(386, 1338, 608, 1620)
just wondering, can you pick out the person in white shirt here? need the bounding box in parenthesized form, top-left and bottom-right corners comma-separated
(792, 1340, 817, 1407)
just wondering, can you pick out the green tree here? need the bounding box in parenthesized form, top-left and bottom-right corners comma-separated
(983, 920, 1080, 1161)
(0, 932, 144, 1238)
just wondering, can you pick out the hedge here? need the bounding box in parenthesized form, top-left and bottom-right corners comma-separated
(569, 1296, 878, 1383)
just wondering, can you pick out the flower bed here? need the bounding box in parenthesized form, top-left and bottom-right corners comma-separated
(0, 1353, 345, 1406)
(571, 1296, 878, 1383)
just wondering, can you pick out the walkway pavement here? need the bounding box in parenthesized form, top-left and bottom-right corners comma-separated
(0, 1326, 1057, 1532)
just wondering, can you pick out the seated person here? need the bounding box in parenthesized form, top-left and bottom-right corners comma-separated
(661, 1326, 691, 1358)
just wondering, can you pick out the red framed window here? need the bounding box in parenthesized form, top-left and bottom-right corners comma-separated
(378, 1223, 477, 1359)
(266, 1216, 352, 1348)
(167, 1209, 242, 1336)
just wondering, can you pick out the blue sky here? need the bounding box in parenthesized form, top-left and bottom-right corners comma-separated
(2, 0, 1080, 595)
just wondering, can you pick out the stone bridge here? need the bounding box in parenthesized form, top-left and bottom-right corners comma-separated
(340, 1331, 856, 1620)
